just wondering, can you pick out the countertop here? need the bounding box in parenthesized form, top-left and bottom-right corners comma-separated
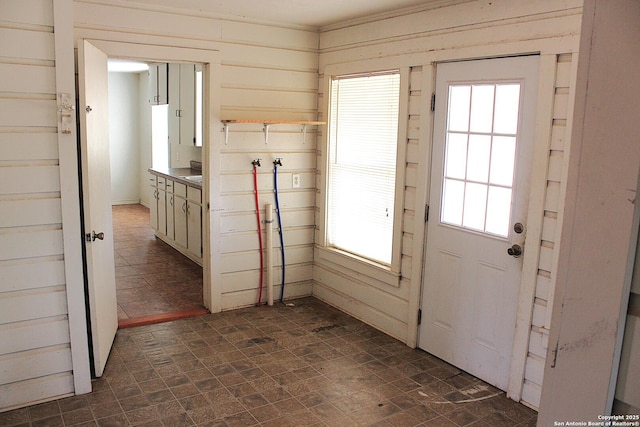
(148, 167, 202, 188)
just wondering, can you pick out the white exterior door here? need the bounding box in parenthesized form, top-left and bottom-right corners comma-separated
(78, 40, 118, 377)
(419, 56, 539, 390)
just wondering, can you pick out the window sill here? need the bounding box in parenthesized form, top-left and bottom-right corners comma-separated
(315, 246, 401, 288)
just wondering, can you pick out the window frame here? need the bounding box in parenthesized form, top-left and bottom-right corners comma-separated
(318, 66, 409, 287)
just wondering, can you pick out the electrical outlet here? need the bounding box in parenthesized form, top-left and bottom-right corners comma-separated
(292, 174, 301, 188)
(176, 151, 180, 161)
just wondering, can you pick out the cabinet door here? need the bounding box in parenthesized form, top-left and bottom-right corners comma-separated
(174, 195, 188, 248)
(165, 179, 174, 239)
(157, 189, 167, 236)
(180, 64, 195, 146)
(187, 200, 202, 258)
(149, 176, 158, 230)
(168, 63, 181, 145)
(149, 63, 168, 105)
(168, 64, 195, 146)
(167, 194, 175, 240)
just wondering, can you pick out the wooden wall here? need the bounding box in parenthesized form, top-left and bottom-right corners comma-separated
(73, 0, 321, 310)
(0, 0, 588, 413)
(538, 0, 640, 420)
(520, 52, 577, 408)
(0, 0, 89, 411)
(314, 0, 583, 409)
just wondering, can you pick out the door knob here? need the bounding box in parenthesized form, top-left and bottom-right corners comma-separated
(507, 244, 522, 258)
(92, 231, 105, 241)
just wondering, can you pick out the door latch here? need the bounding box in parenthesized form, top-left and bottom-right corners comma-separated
(85, 231, 105, 242)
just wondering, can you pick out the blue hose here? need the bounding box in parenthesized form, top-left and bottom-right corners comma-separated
(273, 159, 285, 302)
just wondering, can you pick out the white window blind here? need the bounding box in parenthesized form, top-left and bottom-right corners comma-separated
(327, 72, 400, 265)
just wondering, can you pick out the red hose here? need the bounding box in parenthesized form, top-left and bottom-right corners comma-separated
(253, 164, 264, 305)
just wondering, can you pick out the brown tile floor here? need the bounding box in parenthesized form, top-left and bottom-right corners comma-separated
(0, 298, 538, 426)
(112, 204, 207, 327)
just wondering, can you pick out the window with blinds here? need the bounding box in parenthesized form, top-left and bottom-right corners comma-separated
(327, 71, 400, 265)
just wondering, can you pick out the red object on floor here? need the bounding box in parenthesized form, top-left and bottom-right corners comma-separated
(118, 307, 209, 329)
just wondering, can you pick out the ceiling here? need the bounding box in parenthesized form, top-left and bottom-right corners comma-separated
(123, 0, 435, 28)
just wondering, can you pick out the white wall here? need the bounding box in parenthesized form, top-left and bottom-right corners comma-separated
(314, 0, 583, 410)
(139, 70, 152, 207)
(538, 0, 640, 422)
(108, 71, 141, 204)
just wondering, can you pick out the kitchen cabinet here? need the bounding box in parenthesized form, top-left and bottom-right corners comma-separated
(148, 63, 168, 105)
(169, 63, 195, 145)
(148, 171, 202, 265)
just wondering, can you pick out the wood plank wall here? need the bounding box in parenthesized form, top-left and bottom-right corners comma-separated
(0, 0, 76, 410)
(73, 0, 320, 309)
(314, 0, 583, 410)
(521, 53, 577, 408)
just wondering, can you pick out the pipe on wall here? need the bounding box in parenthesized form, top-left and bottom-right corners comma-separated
(265, 203, 274, 306)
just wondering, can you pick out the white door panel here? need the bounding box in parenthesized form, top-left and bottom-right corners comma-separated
(419, 56, 539, 390)
(78, 40, 117, 377)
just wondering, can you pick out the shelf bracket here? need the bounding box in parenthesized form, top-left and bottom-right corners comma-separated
(223, 122, 229, 145)
(301, 124, 307, 144)
(263, 124, 270, 144)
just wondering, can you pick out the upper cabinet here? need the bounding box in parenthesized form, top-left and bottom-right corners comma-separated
(148, 63, 168, 105)
(169, 64, 202, 146)
(147, 62, 202, 147)
(169, 63, 196, 146)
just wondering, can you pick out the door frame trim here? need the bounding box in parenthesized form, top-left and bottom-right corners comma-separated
(80, 40, 222, 314)
(412, 53, 556, 402)
(56, 0, 92, 394)
(507, 54, 563, 401)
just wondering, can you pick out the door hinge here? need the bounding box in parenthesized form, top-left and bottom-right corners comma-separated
(417, 309, 422, 325)
(424, 204, 430, 222)
(430, 93, 436, 112)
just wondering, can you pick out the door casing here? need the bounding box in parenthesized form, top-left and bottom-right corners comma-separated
(415, 54, 558, 401)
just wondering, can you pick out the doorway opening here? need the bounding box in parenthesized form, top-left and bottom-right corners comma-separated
(78, 39, 219, 376)
(107, 59, 207, 328)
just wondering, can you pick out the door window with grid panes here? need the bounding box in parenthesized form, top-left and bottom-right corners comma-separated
(441, 83, 521, 238)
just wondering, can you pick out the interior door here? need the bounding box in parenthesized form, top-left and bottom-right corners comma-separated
(78, 40, 117, 377)
(419, 56, 539, 390)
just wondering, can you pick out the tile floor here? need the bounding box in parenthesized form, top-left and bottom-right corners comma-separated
(112, 204, 207, 327)
(0, 298, 538, 426)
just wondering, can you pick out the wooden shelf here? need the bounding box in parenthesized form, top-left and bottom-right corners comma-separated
(221, 119, 325, 125)
(221, 120, 325, 144)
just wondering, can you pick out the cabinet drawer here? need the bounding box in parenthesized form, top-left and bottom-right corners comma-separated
(165, 178, 174, 193)
(174, 182, 187, 198)
(149, 175, 157, 187)
(187, 186, 201, 203)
